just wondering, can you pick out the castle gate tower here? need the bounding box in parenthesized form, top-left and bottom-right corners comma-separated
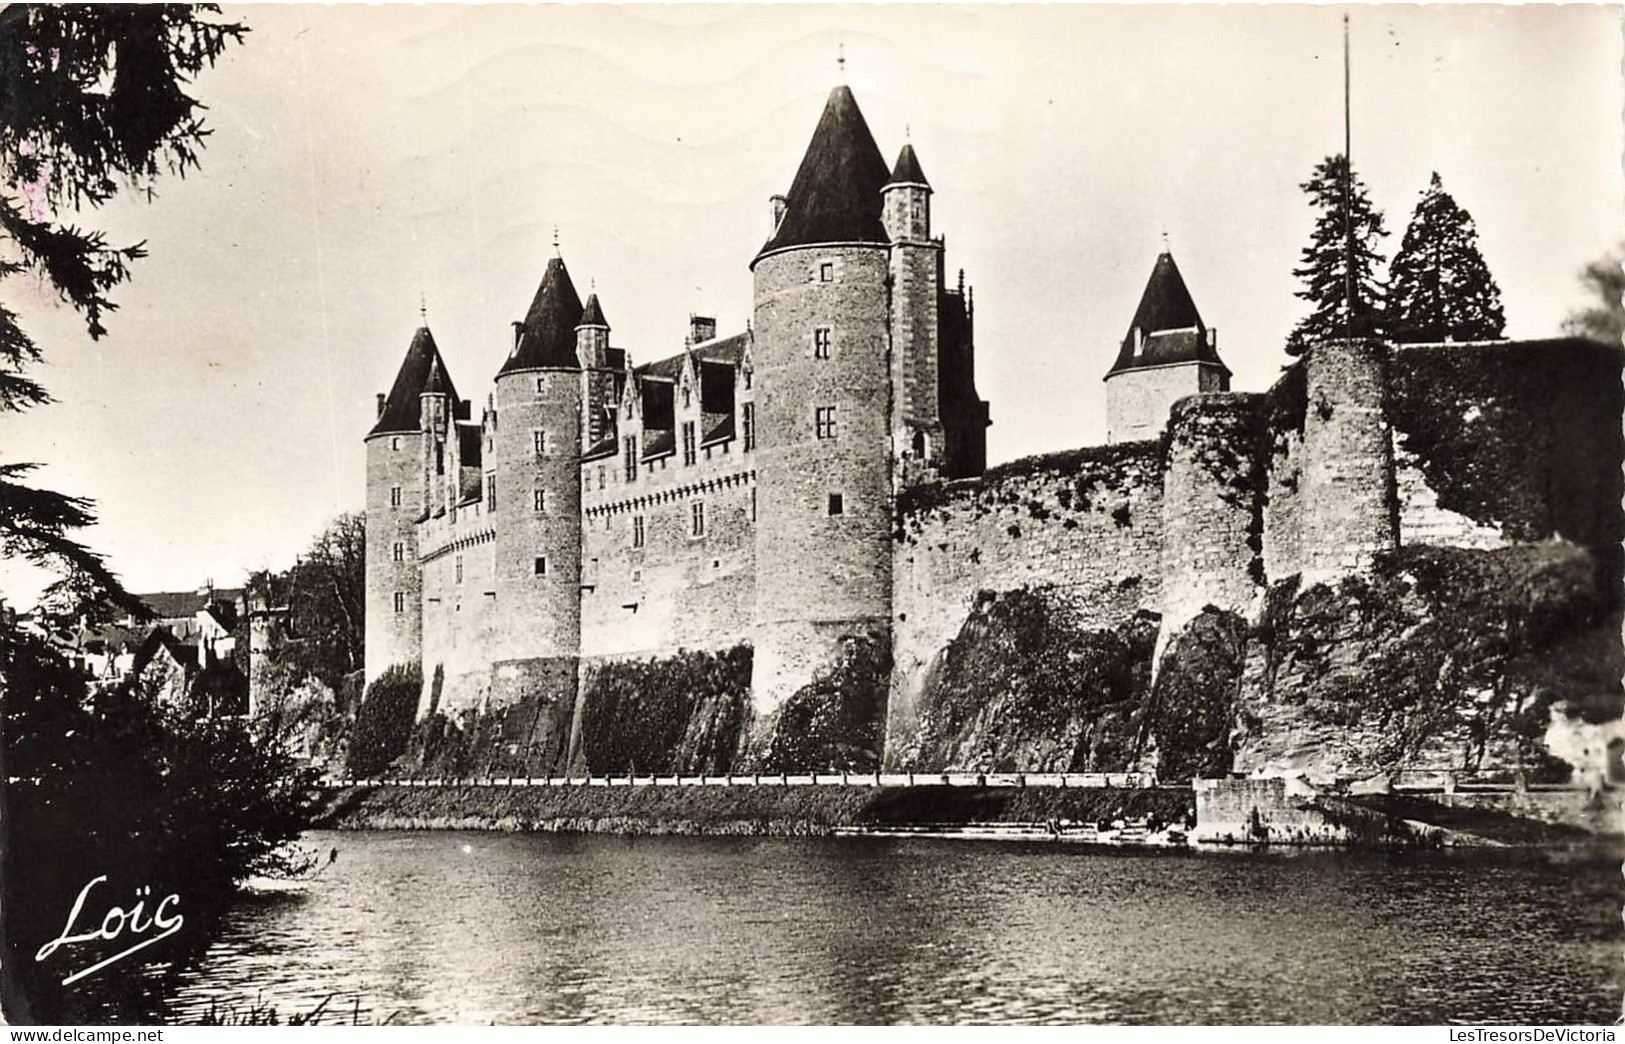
(488, 255, 585, 756)
(749, 86, 897, 721)
(364, 326, 458, 683)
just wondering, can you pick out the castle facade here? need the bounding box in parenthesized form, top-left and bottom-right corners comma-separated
(363, 84, 1620, 779)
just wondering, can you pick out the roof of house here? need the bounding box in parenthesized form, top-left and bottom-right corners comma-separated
(137, 588, 244, 622)
(886, 143, 930, 188)
(371, 327, 461, 436)
(500, 256, 584, 375)
(1106, 252, 1229, 378)
(757, 86, 892, 260)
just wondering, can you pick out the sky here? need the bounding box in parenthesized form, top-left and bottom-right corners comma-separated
(2, 4, 1620, 606)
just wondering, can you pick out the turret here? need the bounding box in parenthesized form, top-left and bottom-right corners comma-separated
(882, 143, 931, 242)
(749, 85, 896, 721)
(487, 254, 584, 765)
(1104, 251, 1231, 443)
(576, 292, 615, 454)
(575, 293, 610, 369)
(364, 324, 457, 684)
(884, 143, 944, 484)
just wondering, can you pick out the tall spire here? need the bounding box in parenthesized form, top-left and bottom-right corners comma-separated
(755, 85, 891, 260)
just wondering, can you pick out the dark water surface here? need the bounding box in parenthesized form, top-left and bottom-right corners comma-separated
(153, 830, 1619, 1025)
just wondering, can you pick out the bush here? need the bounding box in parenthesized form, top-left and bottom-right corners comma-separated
(3, 627, 320, 1022)
(347, 663, 421, 777)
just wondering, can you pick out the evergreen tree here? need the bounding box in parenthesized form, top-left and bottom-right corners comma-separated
(1286, 154, 1389, 355)
(0, 5, 245, 614)
(1388, 172, 1506, 342)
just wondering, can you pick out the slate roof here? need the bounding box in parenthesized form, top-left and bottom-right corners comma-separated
(757, 86, 892, 260)
(500, 257, 584, 375)
(1106, 252, 1230, 378)
(579, 293, 609, 329)
(138, 588, 244, 622)
(886, 143, 930, 187)
(641, 429, 675, 460)
(371, 327, 461, 436)
(457, 422, 483, 469)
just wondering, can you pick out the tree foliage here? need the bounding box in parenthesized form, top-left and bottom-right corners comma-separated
(348, 662, 422, 778)
(0, 5, 244, 614)
(1387, 172, 1506, 343)
(1286, 153, 1389, 355)
(3, 625, 318, 1022)
(240, 513, 366, 697)
(1560, 243, 1625, 348)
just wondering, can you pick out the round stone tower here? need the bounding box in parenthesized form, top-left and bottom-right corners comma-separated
(488, 254, 584, 751)
(749, 86, 896, 718)
(1299, 337, 1398, 584)
(363, 325, 452, 684)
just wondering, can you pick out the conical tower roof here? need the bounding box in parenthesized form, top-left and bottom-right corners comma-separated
(757, 86, 892, 260)
(370, 326, 460, 436)
(578, 292, 609, 329)
(500, 256, 584, 375)
(1107, 251, 1228, 377)
(886, 143, 930, 188)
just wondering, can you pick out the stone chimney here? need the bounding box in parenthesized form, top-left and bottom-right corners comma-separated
(690, 315, 717, 345)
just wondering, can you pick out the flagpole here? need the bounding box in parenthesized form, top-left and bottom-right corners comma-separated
(1343, 11, 1356, 339)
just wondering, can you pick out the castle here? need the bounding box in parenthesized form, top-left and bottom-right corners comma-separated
(364, 84, 1621, 779)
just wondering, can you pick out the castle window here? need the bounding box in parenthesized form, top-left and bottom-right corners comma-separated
(534, 489, 546, 513)
(533, 429, 546, 456)
(598, 465, 606, 490)
(391, 436, 400, 451)
(751, 487, 757, 522)
(392, 542, 405, 562)
(632, 569, 641, 585)
(682, 422, 696, 466)
(742, 403, 755, 451)
(486, 473, 497, 512)
(584, 473, 592, 494)
(392, 591, 404, 614)
(623, 436, 638, 482)
(813, 328, 831, 359)
(390, 485, 402, 508)
(682, 382, 692, 410)
(828, 493, 844, 516)
(633, 515, 645, 549)
(455, 556, 464, 584)
(690, 500, 706, 538)
(435, 444, 444, 475)
(534, 556, 547, 577)
(815, 406, 837, 439)
(537, 378, 546, 395)
(819, 262, 833, 282)
(743, 368, 752, 390)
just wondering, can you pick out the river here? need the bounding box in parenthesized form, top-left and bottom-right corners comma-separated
(149, 830, 1618, 1025)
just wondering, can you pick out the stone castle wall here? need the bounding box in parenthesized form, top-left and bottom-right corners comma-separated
(579, 461, 757, 662)
(887, 442, 1166, 764)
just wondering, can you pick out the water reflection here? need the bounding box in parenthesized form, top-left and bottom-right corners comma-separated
(144, 832, 1620, 1025)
